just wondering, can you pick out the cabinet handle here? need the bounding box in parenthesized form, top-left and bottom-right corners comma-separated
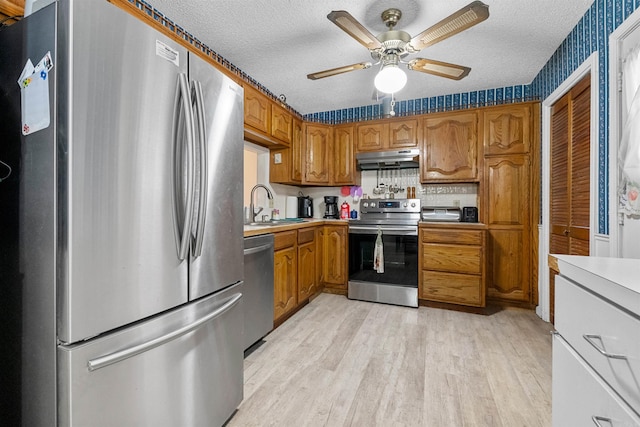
(592, 415, 613, 426)
(583, 334, 628, 360)
(563, 229, 570, 236)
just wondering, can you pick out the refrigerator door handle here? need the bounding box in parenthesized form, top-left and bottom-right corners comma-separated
(191, 80, 207, 258)
(87, 292, 242, 372)
(172, 73, 196, 261)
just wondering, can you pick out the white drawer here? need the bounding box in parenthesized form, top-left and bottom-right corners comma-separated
(553, 334, 640, 427)
(555, 275, 640, 413)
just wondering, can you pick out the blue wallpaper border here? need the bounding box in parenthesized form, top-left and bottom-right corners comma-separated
(302, 87, 536, 124)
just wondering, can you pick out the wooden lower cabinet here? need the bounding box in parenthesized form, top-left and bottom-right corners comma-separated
(273, 231, 297, 320)
(297, 228, 318, 301)
(419, 224, 487, 307)
(322, 224, 348, 293)
(272, 226, 324, 323)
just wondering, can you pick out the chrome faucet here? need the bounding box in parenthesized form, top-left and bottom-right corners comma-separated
(249, 184, 274, 223)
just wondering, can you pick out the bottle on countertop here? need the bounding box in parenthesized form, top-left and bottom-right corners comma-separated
(340, 201, 350, 219)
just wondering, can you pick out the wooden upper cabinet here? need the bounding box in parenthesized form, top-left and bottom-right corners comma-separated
(303, 123, 331, 184)
(291, 119, 303, 182)
(389, 119, 419, 148)
(332, 124, 357, 185)
(421, 112, 478, 182)
(243, 84, 293, 147)
(356, 119, 418, 152)
(269, 118, 302, 185)
(483, 104, 532, 156)
(244, 84, 271, 134)
(271, 103, 292, 145)
(356, 122, 387, 152)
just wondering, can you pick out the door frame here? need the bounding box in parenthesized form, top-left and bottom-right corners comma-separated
(537, 51, 600, 322)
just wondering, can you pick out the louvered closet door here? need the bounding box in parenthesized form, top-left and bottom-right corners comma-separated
(550, 73, 591, 256)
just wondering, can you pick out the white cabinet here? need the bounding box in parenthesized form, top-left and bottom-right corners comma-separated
(553, 334, 640, 426)
(553, 256, 640, 427)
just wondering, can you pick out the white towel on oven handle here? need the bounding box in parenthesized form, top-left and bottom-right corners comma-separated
(374, 227, 384, 273)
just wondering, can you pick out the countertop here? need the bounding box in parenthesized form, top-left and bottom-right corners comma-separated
(243, 219, 348, 237)
(244, 219, 487, 237)
(553, 254, 640, 315)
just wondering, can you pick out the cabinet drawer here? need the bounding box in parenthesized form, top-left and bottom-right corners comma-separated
(423, 243, 481, 274)
(555, 275, 640, 412)
(422, 229, 483, 245)
(421, 271, 482, 306)
(297, 227, 315, 244)
(552, 334, 640, 427)
(274, 230, 297, 250)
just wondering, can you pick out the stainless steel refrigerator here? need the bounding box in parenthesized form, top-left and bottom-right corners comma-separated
(0, 0, 244, 425)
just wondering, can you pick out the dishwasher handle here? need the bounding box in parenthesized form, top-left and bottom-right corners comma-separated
(87, 293, 242, 372)
(243, 243, 273, 256)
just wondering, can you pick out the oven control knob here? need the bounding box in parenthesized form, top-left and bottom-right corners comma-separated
(403, 202, 408, 208)
(363, 202, 368, 208)
(411, 202, 416, 208)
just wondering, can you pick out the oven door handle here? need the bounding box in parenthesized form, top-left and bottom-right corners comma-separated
(349, 225, 417, 236)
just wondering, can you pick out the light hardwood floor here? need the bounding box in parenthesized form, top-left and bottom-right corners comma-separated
(228, 293, 553, 427)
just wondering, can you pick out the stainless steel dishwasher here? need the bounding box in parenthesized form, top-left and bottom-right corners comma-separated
(243, 234, 274, 351)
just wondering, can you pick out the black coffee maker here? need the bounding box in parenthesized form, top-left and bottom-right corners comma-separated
(323, 196, 339, 219)
(297, 193, 313, 218)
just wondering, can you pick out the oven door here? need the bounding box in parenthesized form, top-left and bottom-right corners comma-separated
(347, 224, 418, 307)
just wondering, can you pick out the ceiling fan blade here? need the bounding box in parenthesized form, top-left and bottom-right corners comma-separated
(408, 1, 489, 52)
(307, 62, 372, 80)
(408, 58, 471, 80)
(327, 10, 383, 50)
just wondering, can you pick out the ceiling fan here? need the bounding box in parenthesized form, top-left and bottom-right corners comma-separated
(307, 1, 490, 94)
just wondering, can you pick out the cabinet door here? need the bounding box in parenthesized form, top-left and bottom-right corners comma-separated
(422, 112, 478, 182)
(323, 225, 347, 288)
(243, 85, 270, 134)
(304, 123, 330, 184)
(316, 226, 324, 286)
(297, 241, 316, 302)
(483, 104, 531, 155)
(274, 246, 297, 320)
(356, 122, 388, 152)
(270, 119, 302, 184)
(271, 103, 292, 145)
(291, 119, 303, 182)
(389, 119, 419, 148)
(485, 155, 531, 303)
(332, 125, 356, 185)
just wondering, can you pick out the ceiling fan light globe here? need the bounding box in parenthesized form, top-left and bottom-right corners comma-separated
(374, 66, 407, 94)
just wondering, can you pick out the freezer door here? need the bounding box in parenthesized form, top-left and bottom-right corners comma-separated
(58, 282, 244, 427)
(188, 54, 244, 299)
(59, 0, 190, 343)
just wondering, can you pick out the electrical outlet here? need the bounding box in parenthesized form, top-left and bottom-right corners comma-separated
(274, 153, 282, 164)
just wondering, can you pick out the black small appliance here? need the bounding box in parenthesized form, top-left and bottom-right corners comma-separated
(323, 196, 339, 219)
(297, 194, 313, 218)
(461, 206, 479, 223)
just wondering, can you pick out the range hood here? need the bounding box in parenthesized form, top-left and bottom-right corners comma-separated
(356, 149, 420, 170)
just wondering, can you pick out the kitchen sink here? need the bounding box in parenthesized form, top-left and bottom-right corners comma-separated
(246, 221, 282, 227)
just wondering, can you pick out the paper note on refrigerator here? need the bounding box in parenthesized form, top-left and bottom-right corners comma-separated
(18, 52, 53, 136)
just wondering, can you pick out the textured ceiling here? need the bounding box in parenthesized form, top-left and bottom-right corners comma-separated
(145, 0, 593, 115)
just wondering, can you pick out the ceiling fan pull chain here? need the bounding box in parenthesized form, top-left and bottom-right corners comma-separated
(390, 95, 397, 117)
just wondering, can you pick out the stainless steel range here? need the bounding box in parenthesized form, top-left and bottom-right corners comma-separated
(348, 198, 421, 307)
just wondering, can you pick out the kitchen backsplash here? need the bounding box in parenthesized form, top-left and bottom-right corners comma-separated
(359, 169, 478, 208)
